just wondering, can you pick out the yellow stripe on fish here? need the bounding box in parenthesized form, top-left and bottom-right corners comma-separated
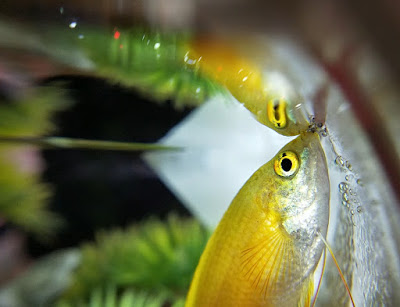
(185, 132, 329, 307)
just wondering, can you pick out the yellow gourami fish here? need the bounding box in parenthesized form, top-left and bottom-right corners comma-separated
(188, 38, 309, 136)
(185, 132, 329, 306)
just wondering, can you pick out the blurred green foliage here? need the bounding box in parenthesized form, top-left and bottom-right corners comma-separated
(0, 87, 67, 136)
(0, 86, 68, 237)
(58, 215, 210, 306)
(57, 287, 185, 307)
(76, 28, 224, 108)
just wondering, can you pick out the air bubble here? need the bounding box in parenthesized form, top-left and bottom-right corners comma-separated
(345, 160, 353, 170)
(342, 200, 348, 206)
(357, 179, 363, 186)
(335, 156, 345, 167)
(351, 209, 355, 215)
(349, 189, 357, 196)
(69, 21, 77, 29)
(339, 182, 349, 191)
(357, 206, 363, 213)
(342, 192, 349, 202)
(345, 174, 354, 181)
(321, 129, 328, 137)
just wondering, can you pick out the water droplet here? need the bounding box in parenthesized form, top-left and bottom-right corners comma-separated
(154, 42, 161, 50)
(335, 156, 345, 167)
(357, 179, 363, 186)
(345, 160, 353, 170)
(357, 206, 363, 213)
(69, 21, 77, 29)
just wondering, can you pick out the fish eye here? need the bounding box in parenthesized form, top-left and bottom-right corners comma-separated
(267, 98, 287, 129)
(274, 151, 299, 177)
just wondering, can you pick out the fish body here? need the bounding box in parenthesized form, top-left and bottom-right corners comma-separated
(185, 132, 329, 306)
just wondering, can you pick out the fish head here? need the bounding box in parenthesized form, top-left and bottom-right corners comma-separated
(254, 95, 310, 136)
(256, 132, 330, 266)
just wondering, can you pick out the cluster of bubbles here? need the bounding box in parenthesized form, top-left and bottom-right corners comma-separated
(308, 115, 328, 137)
(307, 118, 363, 222)
(334, 155, 353, 171)
(335, 156, 364, 225)
(308, 118, 363, 223)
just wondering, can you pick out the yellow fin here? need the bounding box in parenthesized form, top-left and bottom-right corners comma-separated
(298, 276, 314, 307)
(239, 217, 298, 301)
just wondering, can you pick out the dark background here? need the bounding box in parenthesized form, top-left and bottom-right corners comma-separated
(28, 76, 193, 257)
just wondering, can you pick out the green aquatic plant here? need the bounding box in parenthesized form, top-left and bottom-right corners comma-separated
(57, 287, 185, 307)
(0, 86, 68, 237)
(41, 26, 224, 109)
(58, 215, 210, 306)
(0, 87, 68, 137)
(79, 28, 222, 108)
